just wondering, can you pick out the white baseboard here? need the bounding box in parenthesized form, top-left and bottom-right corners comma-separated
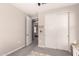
(2, 45, 25, 56)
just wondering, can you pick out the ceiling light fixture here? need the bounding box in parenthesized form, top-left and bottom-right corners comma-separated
(38, 3, 46, 6)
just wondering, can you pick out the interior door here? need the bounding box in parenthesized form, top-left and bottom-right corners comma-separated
(25, 16, 32, 46)
(45, 12, 69, 51)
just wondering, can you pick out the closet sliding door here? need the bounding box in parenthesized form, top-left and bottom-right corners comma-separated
(45, 12, 69, 51)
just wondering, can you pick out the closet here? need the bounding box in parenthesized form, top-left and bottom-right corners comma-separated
(45, 12, 69, 51)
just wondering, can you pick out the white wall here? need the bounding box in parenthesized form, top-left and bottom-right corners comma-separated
(0, 4, 25, 55)
(38, 14, 45, 47)
(38, 4, 79, 50)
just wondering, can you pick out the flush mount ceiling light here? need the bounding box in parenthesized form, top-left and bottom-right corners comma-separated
(38, 3, 46, 6)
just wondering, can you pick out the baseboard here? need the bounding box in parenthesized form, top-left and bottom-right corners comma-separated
(2, 45, 25, 56)
(45, 46, 70, 52)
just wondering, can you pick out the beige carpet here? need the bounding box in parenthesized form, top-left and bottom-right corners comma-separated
(28, 51, 50, 56)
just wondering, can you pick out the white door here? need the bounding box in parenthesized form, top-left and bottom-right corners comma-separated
(25, 16, 32, 46)
(45, 12, 69, 51)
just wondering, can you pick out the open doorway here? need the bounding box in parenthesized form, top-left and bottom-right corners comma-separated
(32, 17, 38, 45)
(25, 16, 38, 46)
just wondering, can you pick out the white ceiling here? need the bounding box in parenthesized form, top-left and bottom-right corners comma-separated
(12, 3, 76, 16)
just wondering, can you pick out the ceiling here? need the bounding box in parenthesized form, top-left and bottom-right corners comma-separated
(12, 3, 76, 16)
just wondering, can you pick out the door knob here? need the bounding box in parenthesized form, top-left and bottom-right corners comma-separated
(40, 30, 42, 32)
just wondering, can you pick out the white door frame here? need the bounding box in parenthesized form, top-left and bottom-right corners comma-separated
(25, 16, 32, 46)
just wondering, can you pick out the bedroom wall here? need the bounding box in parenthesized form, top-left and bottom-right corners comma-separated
(38, 4, 79, 50)
(0, 4, 26, 55)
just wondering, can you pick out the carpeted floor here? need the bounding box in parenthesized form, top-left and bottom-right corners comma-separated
(27, 51, 50, 56)
(8, 39, 72, 56)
